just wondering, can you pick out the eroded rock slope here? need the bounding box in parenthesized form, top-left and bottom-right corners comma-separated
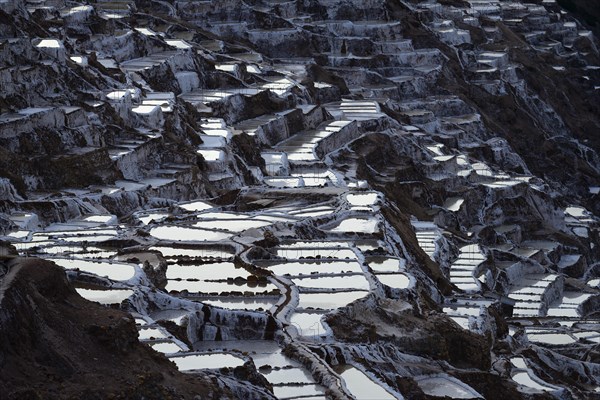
(0, 0, 599, 399)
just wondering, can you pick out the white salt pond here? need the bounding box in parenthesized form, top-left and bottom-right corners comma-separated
(6, 230, 29, 239)
(510, 357, 527, 369)
(262, 368, 315, 385)
(149, 246, 234, 259)
(526, 332, 576, 345)
(166, 262, 245, 280)
(151, 342, 183, 354)
(443, 197, 464, 212)
(138, 328, 168, 340)
(275, 248, 356, 259)
(34, 227, 119, 237)
(329, 217, 379, 234)
(416, 375, 482, 399)
(166, 280, 277, 294)
(197, 149, 225, 162)
(150, 226, 232, 242)
(82, 215, 117, 224)
(565, 206, 588, 218)
(297, 291, 368, 310)
(279, 241, 350, 248)
(55, 235, 116, 243)
(202, 297, 276, 311)
(193, 219, 272, 232)
(512, 372, 556, 392)
(179, 201, 213, 212)
(260, 260, 363, 276)
(293, 275, 370, 290)
(443, 306, 480, 317)
(291, 208, 335, 217)
(272, 384, 326, 399)
(376, 273, 410, 289)
(31, 244, 116, 259)
(193, 340, 298, 369)
(264, 177, 305, 188)
(346, 192, 379, 207)
(136, 212, 169, 225)
(197, 212, 250, 220)
(50, 258, 136, 281)
(290, 312, 327, 337)
(76, 288, 133, 304)
(170, 353, 245, 370)
(338, 366, 397, 400)
(367, 257, 403, 273)
(449, 316, 471, 330)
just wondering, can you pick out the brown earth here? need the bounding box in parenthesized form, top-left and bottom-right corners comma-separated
(0, 255, 235, 400)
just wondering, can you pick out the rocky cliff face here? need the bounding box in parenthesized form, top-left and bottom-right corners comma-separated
(0, 0, 599, 399)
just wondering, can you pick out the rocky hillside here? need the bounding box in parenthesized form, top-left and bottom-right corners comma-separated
(0, 0, 599, 399)
(0, 244, 271, 399)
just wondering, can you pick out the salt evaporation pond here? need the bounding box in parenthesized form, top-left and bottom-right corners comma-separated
(262, 368, 315, 385)
(297, 291, 368, 309)
(329, 217, 379, 233)
(194, 340, 299, 369)
(197, 212, 254, 221)
(179, 201, 213, 212)
(449, 316, 470, 330)
(264, 177, 305, 188)
(443, 306, 480, 317)
(565, 206, 588, 218)
(275, 247, 356, 259)
(346, 192, 378, 207)
(280, 240, 350, 248)
(443, 197, 464, 212)
(55, 235, 116, 243)
(187, 342, 323, 394)
(170, 353, 245, 370)
(149, 245, 234, 259)
(202, 297, 276, 311)
(292, 208, 334, 217)
(82, 215, 117, 224)
(511, 357, 527, 369)
(290, 312, 327, 336)
(512, 372, 555, 392)
(261, 260, 363, 276)
(416, 375, 482, 399)
(367, 257, 402, 272)
(150, 226, 232, 241)
(76, 288, 133, 304)
(526, 332, 576, 345)
(50, 258, 136, 281)
(166, 262, 245, 280)
(166, 280, 277, 294)
(293, 275, 370, 290)
(151, 342, 183, 354)
(338, 366, 396, 400)
(138, 328, 168, 340)
(138, 212, 169, 225)
(193, 219, 272, 232)
(272, 384, 326, 399)
(376, 273, 410, 289)
(33, 244, 116, 259)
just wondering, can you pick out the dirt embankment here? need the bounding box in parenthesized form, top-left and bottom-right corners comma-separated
(0, 254, 232, 400)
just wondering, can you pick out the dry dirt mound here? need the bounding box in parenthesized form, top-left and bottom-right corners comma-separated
(0, 255, 230, 400)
